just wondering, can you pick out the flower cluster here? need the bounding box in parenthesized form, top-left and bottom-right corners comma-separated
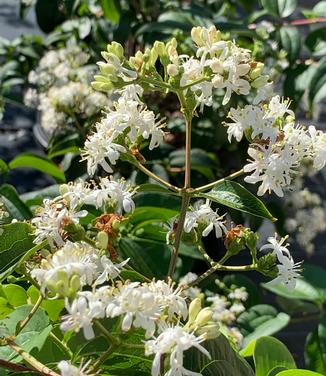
(25, 45, 107, 136)
(32, 177, 135, 247)
(81, 86, 165, 176)
(224, 95, 326, 196)
(183, 200, 227, 239)
(180, 273, 247, 347)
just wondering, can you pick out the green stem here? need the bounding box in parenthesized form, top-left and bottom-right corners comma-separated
(84, 236, 97, 248)
(135, 160, 180, 193)
(6, 339, 60, 376)
(49, 332, 73, 359)
(193, 169, 244, 193)
(185, 263, 257, 288)
(94, 320, 121, 346)
(197, 245, 214, 265)
(91, 345, 115, 373)
(140, 76, 172, 90)
(17, 295, 43, 334)
(167, 96, 193, 278)
(180, 76, 210, 91)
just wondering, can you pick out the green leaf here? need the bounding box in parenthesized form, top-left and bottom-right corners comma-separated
(0, 184, 32, 220)
(254, 336, 296, 376)
(9, 153, 66, 183)
(21, 185, 59, 207)
(305, 330, 326, 374)
(101, 0, 121, 24)
(27, 286, 64, 322)
(185, 334, 254, 376)
(0, 159, 9, 175)
(0, 305, 51, 362)
(196, 181, 275, 221)
(308, 58, 326, 109)
(0, 222, 35, 282)
(2, 284, 27, 307)
(280, 26, 301, 63)
(118, 237, 170, 279)
(262, 279, 323, 303)
(306, 27, 326, 57)
(260, 0, 297, 18)
(48, 134, 81, 159)
(238, 305, 290, 347)
(267, 366, 288, 376)
(277, 371, 324, 376)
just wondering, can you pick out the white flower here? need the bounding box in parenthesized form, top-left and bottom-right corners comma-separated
(228, 288, 248, 301)
(31, 199, 87, 247)
(253, 82, 274, 104)
(58, 360, 92, 376)
(94, 257, 129, 285)
(308, 126, 326, 170)
(179, 273, 201, 300)
(259, 234, 291, 262)
(81, 127, 126, 176)
(61, 295, 104, 340)
(184, 201, 226, 238)
(244, 144, 296, 197)
(266, 95, 294, 119)
(145, 324, 210, 376)
(99, 177, 136, 212)
(267, 255, 302, 291)
(229, 303, 245, 315)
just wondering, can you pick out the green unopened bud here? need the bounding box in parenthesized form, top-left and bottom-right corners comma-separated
(129, 51, 144, 71)
(97, 231, 109, 249)
(91, 80, 114, 92)
(285, 115, 295, 123)
(181, 228, 198, 245)
(188, 298, 202, 323)
(107, 41, 124, 59)
(257, 253, 278, 277)
(194, 307, 213, 327)
(59, 184, 69, 196)
(70, 274, 81, 293)
(153, 41, 166, 56)
(251, 75, 269, 88)
(191, 26, 202, 45)
(250, 62, 264, 80)
(197, 323, 220, 340)
(98, 62, 116, 75)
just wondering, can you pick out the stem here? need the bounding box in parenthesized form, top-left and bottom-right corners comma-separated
(167, 96, 193, 278)
(185, 263, 257, 289)
(180, 76, 209, 90)
(140, 76, 172, 90)
(6, 339, 60, 376)
(49, 332, 73, 359)
(94, 320, 121, 346)
(91, 345, 114, 373)
(135, 160, 180, 192)
(84, 235, 97, 248)
(0, 359, 42, 374)
(197, 245, 214, 265)
(193, 169, 244, 193)
(17, 295, 43, 334)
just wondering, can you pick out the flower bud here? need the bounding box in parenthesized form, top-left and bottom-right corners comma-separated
(107, 41, 124, 59)
(197, 323, 220, 340)
(212, 74, 224, 88)
(210, 59, 224, 74)
(70, 274, 81, 293)
(97, 231, 109, 249)
(97, 61, 116, 75)
(250, 62, 264, 80)
(59, 184, 69, 196)
(129, 51, 144, 71)
(251, 75, 269, 88)
(194, 307, 213, 326)
(167, 63, 179, 76)
(191, 26, 202, 45)
(188, 298, 202, 323)
(257, 253, 278, 277)
(153, 41, 166, 56)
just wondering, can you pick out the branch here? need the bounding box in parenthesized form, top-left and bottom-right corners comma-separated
(193, 169, 244, 193)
